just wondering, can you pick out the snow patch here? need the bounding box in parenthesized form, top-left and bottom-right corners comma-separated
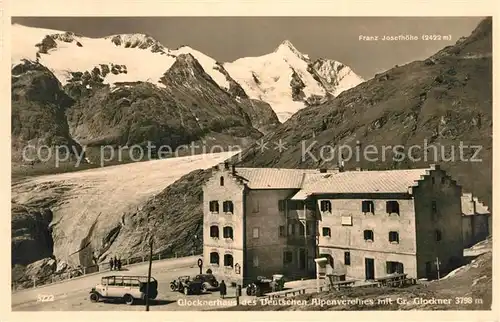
(472, 275, 487, 287)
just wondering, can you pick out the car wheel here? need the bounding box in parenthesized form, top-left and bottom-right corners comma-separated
(213, 281, 219, 287)
(124, 294, 134, 305)
(184, 287, 190, 295)
(170, 284, 176, 291)
(246, 287, 252, 296)
(89, 293, 99, 303)
(201, 284, 207, 293)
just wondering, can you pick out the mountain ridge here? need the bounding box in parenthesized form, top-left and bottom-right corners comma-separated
(12, 23, 364, 122)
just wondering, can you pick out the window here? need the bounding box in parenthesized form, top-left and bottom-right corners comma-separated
(288, 200, 304, 210)
(210, 225, 219, 238)
(299, 249, 306, 269)
(224, 254, 234, 267)
(288, 223, 293, 235)
(322, 227, 331, 237)
(283, 251, 293, 264)
(106, 277, 116, 286)
(298, 224, 305, 236)
(364, 230, 374, 241)
(306, 222, 314, 236)
(278, 200, 286, 212)
(210, 252, 219, 264)
(389, 231, 399, 243)
(252, 227, 259, 238)
(220, 176, 224, 186)
(252, 200, 259, 213)
(386, 201, 400, 215)
(223, 226, 233, 239)
(253, 255, 259, 267)
(386, 261, 404, 274)
(114, 277, 124, 286)
(344, 252, 351, 266)
(279, 225, 285, 237)
(209, 200, 219, 213)
(320, 200, 332, 212)
(362, 200, 375, 213)
(223, 201, 234, 213)
(435, 229, 442, 241)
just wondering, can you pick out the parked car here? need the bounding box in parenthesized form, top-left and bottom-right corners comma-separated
(246, 274, 285, 296)
(193, 273, 219, 292)
(89, 275, 158, 305)
(170, 275, 203, 295)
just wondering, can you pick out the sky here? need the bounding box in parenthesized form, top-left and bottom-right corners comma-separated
(11, 17, 484, 79)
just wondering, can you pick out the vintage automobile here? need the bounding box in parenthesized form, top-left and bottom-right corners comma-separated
(170, 275, 203, 295)
(193, 273, 219, 292)
(246, 274, 285, 296)
(89, 275, 158, 305)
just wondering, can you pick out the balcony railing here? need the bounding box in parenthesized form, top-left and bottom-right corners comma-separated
(287, 234, 316, 246)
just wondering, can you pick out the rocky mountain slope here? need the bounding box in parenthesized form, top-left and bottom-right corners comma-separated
(234, 17, 493, 208)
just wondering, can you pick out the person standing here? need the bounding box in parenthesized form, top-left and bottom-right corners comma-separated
(219, 280, 227, 299)
(113, 256, 118, 271)
(109, 257, 114, 271)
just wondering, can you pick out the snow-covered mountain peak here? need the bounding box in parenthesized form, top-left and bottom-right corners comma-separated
(274, 39, 307, 60)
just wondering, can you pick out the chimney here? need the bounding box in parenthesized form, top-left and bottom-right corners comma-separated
(224, 161, 230, 170)
(356, 167, 362, 171)
(338, 154, 345, 173)
(319, 168, 327, 173)
(356, 141, 362, 170)
(231, 164, 236, 174)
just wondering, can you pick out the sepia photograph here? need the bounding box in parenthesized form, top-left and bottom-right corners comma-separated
(8, 12, 493, 315)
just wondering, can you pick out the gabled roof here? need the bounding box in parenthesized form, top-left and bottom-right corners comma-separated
(234, 168, 323, 189)
(461, 193, 491, 216)
(291, 168, 429, 200)
(474, 197, 490, 215)
(461, 193, 475, 215)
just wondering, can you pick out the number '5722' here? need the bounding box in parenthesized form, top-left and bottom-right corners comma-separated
(37, 294, 54, 302)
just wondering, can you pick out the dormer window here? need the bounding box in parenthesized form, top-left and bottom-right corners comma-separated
(220, 176, 224, 186)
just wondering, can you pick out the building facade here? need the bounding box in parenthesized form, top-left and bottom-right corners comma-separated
(202, 164, 323, 285)
(203, 163, 478, 285)
(461, 193, 491, 248)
